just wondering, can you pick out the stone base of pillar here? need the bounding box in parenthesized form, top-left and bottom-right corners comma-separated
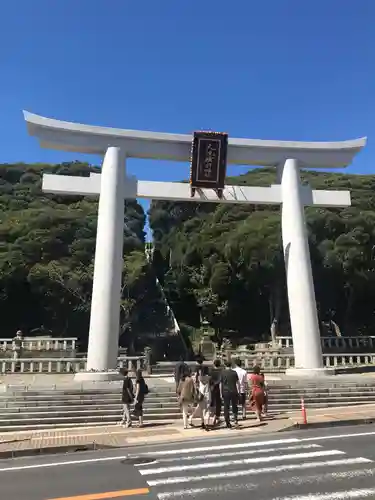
(74, 371, 123, 382)
(285, 367, 338, 378)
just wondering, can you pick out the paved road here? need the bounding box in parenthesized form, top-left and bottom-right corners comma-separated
(1, 425, 375, 499)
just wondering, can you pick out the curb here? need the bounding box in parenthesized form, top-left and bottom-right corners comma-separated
(289, 417, 375, 431)
(0, 442, 115, 459)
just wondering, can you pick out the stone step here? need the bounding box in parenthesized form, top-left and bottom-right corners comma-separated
(1, 391, 375, 405)
(0, 389, 175, 399)
(0, 389, 175, 397)
(1, 390, 374, 406)
(0, 394, 176, 404)
(2, 387, 375, 399)
(265, 385, 375, 391)
(0, 395, 375, 418)
(268, 390, 375, 396)
(5, 398, 176, 406)
(0, 406, 178, 419)
(0, 404, 180, 416)
(0, 397, 178, 408)
(0, 400, 179, 414)
(2, 392, 375, 409)
(0, 412, 182, 428)
(267, 394, 375, 403)
(3, 383, 375, 398)
(266, 382, 375, 389)
(2, 385, 174, 394)
(271, 401, 363, 410)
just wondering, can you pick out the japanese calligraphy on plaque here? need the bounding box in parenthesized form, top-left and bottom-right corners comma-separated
(190, 131, 228, 199)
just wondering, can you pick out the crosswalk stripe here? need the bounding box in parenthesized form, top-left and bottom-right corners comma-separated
(301, 432, 375, 443)
(280, 468, 375, 486)
(140, 450, 345, 475)
(155, 468, 375, 499)
(146, 457, 371, 486)
(271, 487, 375, 499)
(156, 482, 258, 499)
(136, 444, 321, 464)
(144, 437, 300, 456)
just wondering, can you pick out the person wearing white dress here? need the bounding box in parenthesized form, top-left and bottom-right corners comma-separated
(189, 365, 211, 431)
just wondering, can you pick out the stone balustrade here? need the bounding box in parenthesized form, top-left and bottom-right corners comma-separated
(275, 336, 375, 351)
(1, 352, 374, 374)
(0, 356, 147, 374)
(222, 352, 375, 372)
(0, 337, 77, 351)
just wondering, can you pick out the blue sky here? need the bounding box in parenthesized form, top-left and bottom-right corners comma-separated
(1, 0, 374, 239)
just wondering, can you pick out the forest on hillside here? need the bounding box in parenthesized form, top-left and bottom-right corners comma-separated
(149, 168, 375, 345)
(0, 162, 173, 354)
(1, 162, 375, 355)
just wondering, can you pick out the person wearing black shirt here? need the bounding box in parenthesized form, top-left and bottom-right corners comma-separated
(209, 359, 223, 425)
(121, 369, 134, 428)
(194, 354, 205, 382)
(220, 360, 240, 428)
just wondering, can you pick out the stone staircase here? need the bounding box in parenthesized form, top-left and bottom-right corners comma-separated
(0, 379, 374, 432)
(0, 385, 179, 432)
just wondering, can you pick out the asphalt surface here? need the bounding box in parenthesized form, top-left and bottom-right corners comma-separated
(2, 425, 375, 499)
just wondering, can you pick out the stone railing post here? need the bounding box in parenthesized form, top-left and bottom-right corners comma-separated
(143, 347, 152, 375)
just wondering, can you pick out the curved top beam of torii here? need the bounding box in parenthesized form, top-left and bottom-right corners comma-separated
(24, 111, 366, 169)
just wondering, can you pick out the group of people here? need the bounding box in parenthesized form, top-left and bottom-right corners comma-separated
(119, 357, 268, 430)
(175, 357, 268, 430)
(120, 368, 149, 428)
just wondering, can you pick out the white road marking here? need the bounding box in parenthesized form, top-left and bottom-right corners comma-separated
(301, 431, 375, 443)
(156, 482, 258, 499)
(141, 450, 345, 476)
(0, 454, 132, 473)
(272, 487, 375, 499)
(144, 437, 300, 456)
(279, 468, 375, 486)
(141, 430, 375, 458)
(136, 444, 321, 464)
(146, 458, 371, 486)
(156, 468, 375, 498)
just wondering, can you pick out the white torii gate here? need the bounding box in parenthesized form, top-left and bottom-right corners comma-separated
(23, 111, 366, 381)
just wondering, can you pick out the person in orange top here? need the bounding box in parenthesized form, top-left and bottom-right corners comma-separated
(249, 365, 266, 422)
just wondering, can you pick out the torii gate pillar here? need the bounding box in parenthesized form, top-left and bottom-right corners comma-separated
(23, 111, 366, 380)
(280, 159, 323, 375)
(86, 147, 125, 377)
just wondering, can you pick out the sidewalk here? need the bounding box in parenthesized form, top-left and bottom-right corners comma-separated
(289, 402, 375, 428)
(0, 418, 290, 456)
(0, 404, 375, 458)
